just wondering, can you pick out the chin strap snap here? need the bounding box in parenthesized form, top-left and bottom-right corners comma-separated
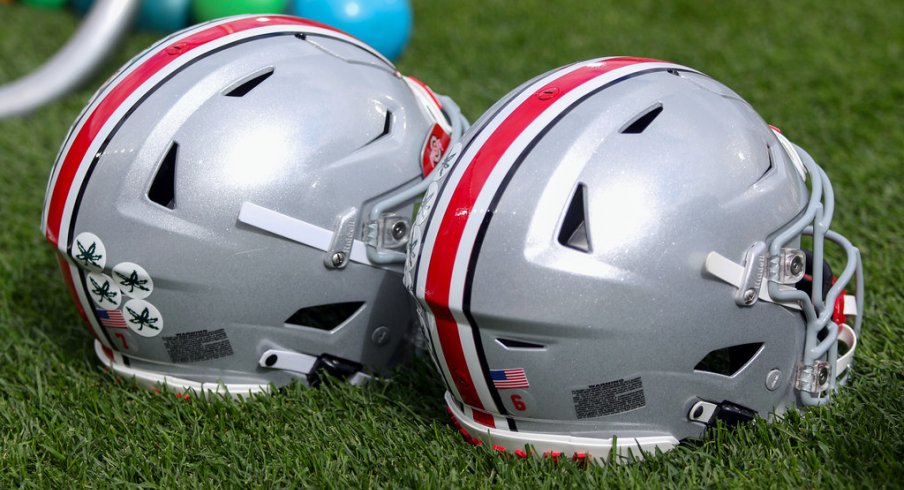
(688, 400, 757, 427)
(258, 349, 371, 387)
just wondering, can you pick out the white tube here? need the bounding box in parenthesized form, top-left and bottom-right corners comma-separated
(0, 0, 139, 119)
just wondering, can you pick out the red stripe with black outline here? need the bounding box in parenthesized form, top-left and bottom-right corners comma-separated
(423, 57, 663, 425)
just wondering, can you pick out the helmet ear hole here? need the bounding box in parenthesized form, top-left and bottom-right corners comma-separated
(284, 301, 365, 332)
(694, 342, 764, 377)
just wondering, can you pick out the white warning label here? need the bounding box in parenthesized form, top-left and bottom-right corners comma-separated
(572, 376, 646, 419)
(163, 329, 234, 363)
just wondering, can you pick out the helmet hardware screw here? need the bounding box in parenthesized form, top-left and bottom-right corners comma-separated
(371, 326, 391, 346)
(331, 252, 346, 267)
(817, 365, 830, 385)
(766, 369, 782, 391)
(789, 255, 804, 276)
(779, 249, 806, 283)
(391, 221, 408, 241)
(743, 288, 757, 304)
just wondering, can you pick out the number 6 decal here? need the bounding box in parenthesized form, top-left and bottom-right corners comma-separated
(511, 394, 526, 411)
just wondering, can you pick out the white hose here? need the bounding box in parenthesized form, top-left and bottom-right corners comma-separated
(0, 0, 139, 119)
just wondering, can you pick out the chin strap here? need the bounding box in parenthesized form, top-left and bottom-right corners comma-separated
(238, 202, 375, 267)
(258, 349, 371, 387)
(836, 322, 857, 376)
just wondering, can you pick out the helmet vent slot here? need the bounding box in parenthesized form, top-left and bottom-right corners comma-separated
(620, 104, 663, 134)
(558, 184, 591, 252)
(284, 301, 364, 331)
(224, 68, 274, 97)
(754, 144, 776, 184)
(363, 110, 393, 146)
(148, 142, 178, 209)
(381, 110, 392, 137)
(496, 337, 546, 350)
(694, 342, 763, 377)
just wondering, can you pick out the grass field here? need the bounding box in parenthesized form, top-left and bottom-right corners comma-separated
(1, 0, 902, 487)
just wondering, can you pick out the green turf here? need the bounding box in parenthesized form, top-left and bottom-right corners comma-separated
(1, 0, 902, 487)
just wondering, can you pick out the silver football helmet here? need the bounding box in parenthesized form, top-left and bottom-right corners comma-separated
(406, 57, 863, 463)
(42, 15, 467, 396)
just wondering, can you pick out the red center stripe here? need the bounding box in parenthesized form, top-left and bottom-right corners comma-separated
(44, 15, 342, 247)
(423, 57, 655, 411)
(471, 409, 496, 428)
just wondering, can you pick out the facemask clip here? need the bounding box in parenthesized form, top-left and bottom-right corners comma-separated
(735, 241, 767, 306)
(377, 214, 411, 250)
(325, 208, 358, 269)
(796, 360, 831, 394)
(777, 248, 806, 285)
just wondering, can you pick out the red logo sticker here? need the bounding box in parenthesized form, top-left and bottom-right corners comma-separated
(421, 123, 451, 176)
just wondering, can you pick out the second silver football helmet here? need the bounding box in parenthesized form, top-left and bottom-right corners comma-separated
(407, 57, 863, 462)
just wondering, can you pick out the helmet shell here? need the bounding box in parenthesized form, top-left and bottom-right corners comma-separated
(408, 57, 849, 457)
(44, 15, 450, 392)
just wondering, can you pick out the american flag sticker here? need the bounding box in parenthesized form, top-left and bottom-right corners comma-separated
(96, 308, 127, 329)
(490, 368, 529, 390)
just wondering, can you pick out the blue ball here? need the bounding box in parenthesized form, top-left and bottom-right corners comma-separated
(136, 0, 191, 32)
(292, 0, 412, 61)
